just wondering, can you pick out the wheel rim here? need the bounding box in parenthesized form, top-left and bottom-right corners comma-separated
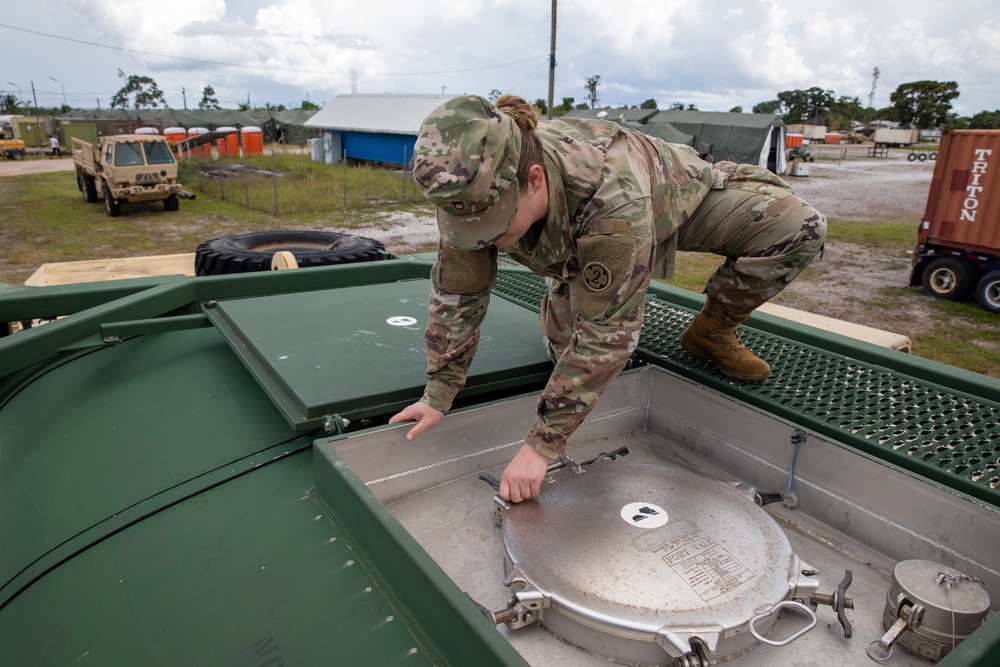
(985, 282, 1000, 308)
(929, 268, 956, 293)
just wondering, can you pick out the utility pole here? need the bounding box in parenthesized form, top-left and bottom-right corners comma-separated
(547, 0, 557, 119)
(441, 85, 447, 95)
(182, 87, 187, 110)
(31, 80, 39, 114)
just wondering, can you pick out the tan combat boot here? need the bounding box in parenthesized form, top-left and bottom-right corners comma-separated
(680, 296, 771, 382)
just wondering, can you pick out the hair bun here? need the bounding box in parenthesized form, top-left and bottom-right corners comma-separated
(495, 94, 538, 131)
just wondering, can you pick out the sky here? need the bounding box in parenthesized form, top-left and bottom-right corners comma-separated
(2, 0, 999, 117)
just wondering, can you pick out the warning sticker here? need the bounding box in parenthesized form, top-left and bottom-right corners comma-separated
(661, 534, 753, 602)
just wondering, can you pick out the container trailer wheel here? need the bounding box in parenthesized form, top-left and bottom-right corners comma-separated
(974, 271, 1000, 313)
(194, 230, 385, 276)
(921, 257, 975, 301)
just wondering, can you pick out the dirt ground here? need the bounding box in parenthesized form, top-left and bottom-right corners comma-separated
(0, 155, 77, 176)
(762, 146, 938, 324)
(0, 145, 973, 347)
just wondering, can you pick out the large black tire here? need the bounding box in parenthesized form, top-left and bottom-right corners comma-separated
(103, 185, 122, 217)
(163, 194, 179, 211)
(974, 271, 1000, 314)
(82, 175, 98, 203)
(194, 230, 386, 276)
(921, 257, 975, 301)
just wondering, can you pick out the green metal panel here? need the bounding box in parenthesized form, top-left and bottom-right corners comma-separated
(203, 280, 553, 430)
(314, 445, 531, 667)
(939, 611, 1000, 667)
(0, 327, 299, 608)
(60, 122, 99, 146)
(1, 450, 523, 666)
(492, 269, 1000, 510)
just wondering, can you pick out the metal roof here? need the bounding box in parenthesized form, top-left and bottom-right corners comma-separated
(304, 94, 457, 135)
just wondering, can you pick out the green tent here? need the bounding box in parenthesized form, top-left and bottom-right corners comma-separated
(646, 110, 786, 172)
(634, 122, 703, 154)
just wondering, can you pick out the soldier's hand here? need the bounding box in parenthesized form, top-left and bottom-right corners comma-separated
(388, 402, 444, 441)
(500, 444, 550, 503)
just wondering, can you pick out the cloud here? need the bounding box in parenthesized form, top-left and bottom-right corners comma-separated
(6, 0, 999, 114)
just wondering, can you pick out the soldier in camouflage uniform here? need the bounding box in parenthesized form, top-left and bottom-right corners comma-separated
(389, 94, 826, 503)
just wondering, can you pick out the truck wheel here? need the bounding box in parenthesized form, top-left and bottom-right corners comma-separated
(81, 175, 98, 203)
(194, 230, 386, 276)
(974, 271, 1000, 313)
(103, 185, 122, 217)
(921, 257, 975, 301)
(12, 150, 23, 161)
(163, 194, 180, 211)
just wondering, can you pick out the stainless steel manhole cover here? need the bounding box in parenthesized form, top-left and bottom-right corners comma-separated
(500, 459, 818, 664)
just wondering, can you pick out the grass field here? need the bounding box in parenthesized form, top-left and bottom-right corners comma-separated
(1, 153, 997, 377)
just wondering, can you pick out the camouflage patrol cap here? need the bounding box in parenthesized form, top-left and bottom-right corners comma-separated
(412, 95, 522, 250)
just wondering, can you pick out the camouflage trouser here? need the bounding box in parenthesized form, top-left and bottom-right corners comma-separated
(677, 184, 826, 313)
(539, 184, 825, 360)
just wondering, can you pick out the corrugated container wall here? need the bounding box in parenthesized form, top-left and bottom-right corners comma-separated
(921, 130, 1000, 255)
(342, 131, 415, 166)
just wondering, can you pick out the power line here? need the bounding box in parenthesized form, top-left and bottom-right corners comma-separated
(0, 22, 545, 77)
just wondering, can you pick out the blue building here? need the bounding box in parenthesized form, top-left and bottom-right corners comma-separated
(304, 94, 455, 166)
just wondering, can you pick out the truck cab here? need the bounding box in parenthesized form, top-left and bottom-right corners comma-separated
(73, 134, 183, 216)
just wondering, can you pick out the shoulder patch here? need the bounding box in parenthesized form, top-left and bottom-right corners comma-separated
(437, 245, 497, 294)
(576, 232, 636, 320)
(582, 261, 612, 291)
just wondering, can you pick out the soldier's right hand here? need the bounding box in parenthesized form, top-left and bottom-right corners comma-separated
(388, 402, 444, 441)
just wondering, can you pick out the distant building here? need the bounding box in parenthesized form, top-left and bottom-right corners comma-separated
(304, 94, 455, 166)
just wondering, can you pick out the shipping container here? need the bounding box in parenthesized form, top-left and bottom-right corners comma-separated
(873, 127, 919, 146)
(910, 129, 1000, 312)
(786, 123, 826, 141)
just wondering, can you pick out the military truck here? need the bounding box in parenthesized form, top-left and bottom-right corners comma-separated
(72, 134, 183, 216)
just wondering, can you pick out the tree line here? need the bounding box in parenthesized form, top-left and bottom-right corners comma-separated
(0, 70, 320, 115)
(530, 76, 998, 131)
(3, 71, 996, 131)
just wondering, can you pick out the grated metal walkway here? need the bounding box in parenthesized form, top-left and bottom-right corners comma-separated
(493, 268, 1000, 509)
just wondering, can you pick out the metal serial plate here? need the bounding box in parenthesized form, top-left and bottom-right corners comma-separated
(501, 459, 805, 661)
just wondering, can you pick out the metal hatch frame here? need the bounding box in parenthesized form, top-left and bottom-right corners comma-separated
(201, 279, 554, 431)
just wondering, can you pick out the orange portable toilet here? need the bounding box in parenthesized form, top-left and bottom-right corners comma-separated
(187, 127, 211, 159)
(241, 126, 263, 156)
(164, 127, 187, 146)
(135, 127, 159, 135)
(216, 126, 237, 158)
(786, 133, 804, 148)
(825, 132, 842, 144)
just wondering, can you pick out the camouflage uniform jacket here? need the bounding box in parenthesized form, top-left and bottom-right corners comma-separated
(421, 118, 752, 459)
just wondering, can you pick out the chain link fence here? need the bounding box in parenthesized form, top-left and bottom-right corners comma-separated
(176, 146, 420, 216)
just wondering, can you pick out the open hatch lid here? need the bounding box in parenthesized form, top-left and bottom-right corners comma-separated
(203, 279, 552, 431)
